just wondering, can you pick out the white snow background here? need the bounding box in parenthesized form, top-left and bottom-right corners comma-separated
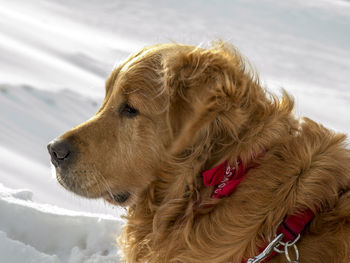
(0, 0, 349, 262)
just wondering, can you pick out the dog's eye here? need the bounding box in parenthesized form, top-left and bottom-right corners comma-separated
(119, 103, 139, 118)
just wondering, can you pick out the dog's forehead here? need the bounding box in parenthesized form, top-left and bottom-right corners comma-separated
(117, 44, 188, 72)
(119, 48, 155, 73)
(112, 46, 173, 93)
(107, 44, 193, 99)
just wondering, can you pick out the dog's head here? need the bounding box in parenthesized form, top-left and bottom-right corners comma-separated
(48, 43, 292, 206)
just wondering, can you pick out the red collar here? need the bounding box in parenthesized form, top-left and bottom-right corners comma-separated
(255, 209, 314, 262)
(202, 160, 315, 262)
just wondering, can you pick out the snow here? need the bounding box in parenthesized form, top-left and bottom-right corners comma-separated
(0, 183, 122, 263)
(0, 0, 349, 262)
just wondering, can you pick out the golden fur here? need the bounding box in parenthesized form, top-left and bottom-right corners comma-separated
(54, 42, 350, 262)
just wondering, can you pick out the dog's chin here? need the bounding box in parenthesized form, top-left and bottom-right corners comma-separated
(103, 191, 133, 207)
(54, 168, 134, 207)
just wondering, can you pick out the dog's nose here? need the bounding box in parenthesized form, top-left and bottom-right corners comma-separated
(47, 139, 73, 167)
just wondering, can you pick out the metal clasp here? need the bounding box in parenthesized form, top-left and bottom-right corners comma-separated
(247, 233, 300, 263)
(247, 233, 284, 263)
(274, 234, 300, 263)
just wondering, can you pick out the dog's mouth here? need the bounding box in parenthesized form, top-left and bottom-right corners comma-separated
(103, 191, 131, 206)
(55, 170, 132, 206)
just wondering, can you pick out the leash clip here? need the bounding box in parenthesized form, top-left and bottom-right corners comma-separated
(247, 233, 300, 263)
(273, 234, 300, 263)
(247, 233, 284, 263)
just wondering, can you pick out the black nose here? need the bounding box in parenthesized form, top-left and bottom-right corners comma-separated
(47, 139, 73, 167)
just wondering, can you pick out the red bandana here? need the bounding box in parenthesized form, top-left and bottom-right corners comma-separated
(202, 159, 247, 198)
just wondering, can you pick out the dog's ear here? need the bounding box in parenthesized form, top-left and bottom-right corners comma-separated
(164, 44, 249, 155)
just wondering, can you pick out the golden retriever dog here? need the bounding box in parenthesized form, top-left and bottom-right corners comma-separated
(48, 42, 350, 262)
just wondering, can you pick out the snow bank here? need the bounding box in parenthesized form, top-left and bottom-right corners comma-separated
(1, 0, 349, 99)
(0, 183, 123, 263)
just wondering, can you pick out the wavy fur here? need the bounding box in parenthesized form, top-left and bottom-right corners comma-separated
(117, 43, 350, 262)
(55, 41, 350, 262)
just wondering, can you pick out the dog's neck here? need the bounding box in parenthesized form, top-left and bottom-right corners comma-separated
(122, 92, 300, 262)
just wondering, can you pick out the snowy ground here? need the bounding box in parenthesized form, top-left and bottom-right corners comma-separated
(0, 0, 349, 262)
(0, 183, 122, 262)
